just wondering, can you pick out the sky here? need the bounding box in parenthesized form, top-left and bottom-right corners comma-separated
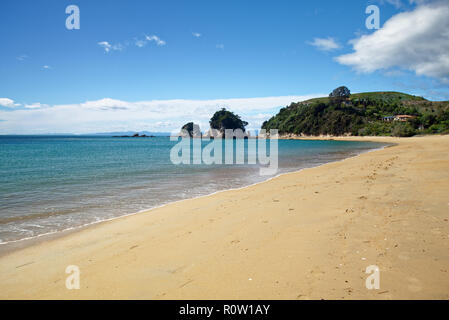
(0, 0, 448, 134)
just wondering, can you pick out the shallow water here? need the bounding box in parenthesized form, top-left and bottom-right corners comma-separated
(0, 135, 386, 243)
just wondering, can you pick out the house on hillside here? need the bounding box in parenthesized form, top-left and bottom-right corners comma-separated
(394, 115, 417, 122)
(383, 115, 417, 122)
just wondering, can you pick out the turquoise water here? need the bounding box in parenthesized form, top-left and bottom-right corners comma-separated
(0, 136, 386, 243)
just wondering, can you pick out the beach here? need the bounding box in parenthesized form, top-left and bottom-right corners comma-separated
(0, 135, 448, 299)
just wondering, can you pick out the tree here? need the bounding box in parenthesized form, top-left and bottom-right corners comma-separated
(391, 122, 416, 137)
(209, 108, 248, 134)
(329, 86, 351, 104)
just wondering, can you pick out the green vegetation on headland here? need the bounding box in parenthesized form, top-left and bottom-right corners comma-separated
(181, 108, 249, 138)
(210, 108, 248, 133)
(262, 87, 449, 137)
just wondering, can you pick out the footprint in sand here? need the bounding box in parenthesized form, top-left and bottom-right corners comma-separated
(168, 265, 187, 274)
(310, 267, 326, 280)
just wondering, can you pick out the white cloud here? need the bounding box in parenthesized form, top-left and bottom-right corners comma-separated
(0, 94, 323, 134)
(99, 34, 165, 52)
(308, 37, 341, 51)
(42, 65, 51, 70)
(98, 41, 112, 52)
(336, 1, 449, 83)
(24, 103, 49, 109)
(155, 121, 175, 128)
(134, 34, 166, 48)
(144, 34, 166, 46)
(135, 40, 146, 48)
(216, 44, 224, 49)
(97, 41, 123, 53)
(192, 32, 201, 38)
(0, 98, 20, 108)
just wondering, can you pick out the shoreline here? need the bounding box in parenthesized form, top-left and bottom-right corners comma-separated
(0, 135, 448, 299)
(0, 137, 389, 254)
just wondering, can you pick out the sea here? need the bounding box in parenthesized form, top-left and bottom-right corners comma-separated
(0, 135, 387, 244)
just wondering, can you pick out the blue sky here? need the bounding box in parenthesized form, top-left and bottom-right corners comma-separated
(0, 0, 448, 133)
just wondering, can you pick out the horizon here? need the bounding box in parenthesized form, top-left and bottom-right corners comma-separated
(0, 90, 435, 136)
(1, 0, 448, 134)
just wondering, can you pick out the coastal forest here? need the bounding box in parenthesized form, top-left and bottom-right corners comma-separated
(262, 87, 449, 137)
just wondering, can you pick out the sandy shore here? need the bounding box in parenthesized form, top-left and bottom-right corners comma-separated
(0, 135, 448, 299)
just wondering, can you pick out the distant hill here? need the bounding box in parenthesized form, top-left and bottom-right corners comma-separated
(262, 91, 449, 137)
(90, 131, 170, 137)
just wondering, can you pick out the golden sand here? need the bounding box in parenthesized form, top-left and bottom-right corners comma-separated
(0, 135, 448, 299)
